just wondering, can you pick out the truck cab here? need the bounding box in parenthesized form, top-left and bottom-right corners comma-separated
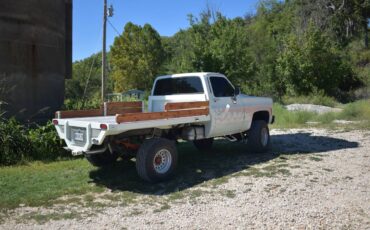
(149, 72, 273, 138)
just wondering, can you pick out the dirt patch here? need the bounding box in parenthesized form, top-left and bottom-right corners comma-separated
(1, 129, 369, 229)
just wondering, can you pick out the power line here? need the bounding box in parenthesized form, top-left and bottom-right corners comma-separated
(107, 18, 121, 36)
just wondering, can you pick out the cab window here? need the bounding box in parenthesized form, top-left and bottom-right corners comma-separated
(153, 77, 204, 96)
(209, 77, 234, 97)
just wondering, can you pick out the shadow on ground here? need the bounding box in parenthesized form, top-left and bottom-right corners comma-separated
(89, 132, 358, 195)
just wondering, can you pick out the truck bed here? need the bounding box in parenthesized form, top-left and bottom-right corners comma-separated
(54, 101, 210, 154)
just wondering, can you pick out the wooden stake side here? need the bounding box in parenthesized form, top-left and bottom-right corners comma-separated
(56, 101, 143, 119)
(104, 101, 143, 115)
(116, 108, 209, 123)
(56, 109, 103, 119)
(106, 107, 142, 116)
(105, 101, 143, 108)
(165, 101, 209, 111)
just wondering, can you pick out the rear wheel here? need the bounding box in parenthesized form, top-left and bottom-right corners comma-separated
(136, 138, 178, 182)
(193, 138, 214, 152)
(247, 120, 271, 153)
(85, 148, 118, 167)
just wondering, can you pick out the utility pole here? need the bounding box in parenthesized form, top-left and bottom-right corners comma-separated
(101, 0, 114, 103)
(101, 0, 107, 103)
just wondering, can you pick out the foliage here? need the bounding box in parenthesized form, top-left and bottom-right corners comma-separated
(111, 23, 164, 92)
(297, 0, 370, 47)
(276, 25, 357, 98)
(62, 98, 102, 110)
(65, 53, 102, 102)
(0, 118, 30, 166)
(272, 99, 370, 129)
(281, 93, 338, 107)
(0, 117, 69, 166)
(339, 99, 370, 120)
(27, 122, 68, 161)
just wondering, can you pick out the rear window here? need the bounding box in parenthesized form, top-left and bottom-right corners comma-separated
(153, 77, 204, 96)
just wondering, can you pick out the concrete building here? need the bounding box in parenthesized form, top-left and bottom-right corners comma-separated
(0, 0, 72, 122)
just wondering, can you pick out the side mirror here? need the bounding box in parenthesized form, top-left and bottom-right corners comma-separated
(234, 87, 241, 96)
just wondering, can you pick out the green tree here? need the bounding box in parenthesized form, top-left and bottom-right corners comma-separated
(111, 22, 164, 92)
(276, 25, 355, 97)
(245, 0, 296, 98)
(65, 53, 102, 101)
(297, 0, 370, 47)
(208, 16, 255, 86)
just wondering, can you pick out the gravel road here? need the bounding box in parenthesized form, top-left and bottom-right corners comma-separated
(1, 128, 369, 229)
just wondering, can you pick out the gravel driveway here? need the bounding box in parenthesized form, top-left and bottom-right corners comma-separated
(1, 128, 369, 229)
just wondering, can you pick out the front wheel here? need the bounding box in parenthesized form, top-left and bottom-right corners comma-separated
(136, 138, 178, 182)
(247, 120, 271, 153)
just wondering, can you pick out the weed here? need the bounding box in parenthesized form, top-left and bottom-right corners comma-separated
(168, 191, 185, 201)
(209, 176, 230, 187)
(129, 209, 143, 216)
(271, 99, 370, 130)
(282, 94, 338, 107)
(153, 203, 171, 213)
(309, 156, 323, 162)
(322, 168, 334, 172)
(220, 190, 236, 198)
(278, 169, 291, 176)
(19, 211, 82, 224)
(189, 189, 204, 200)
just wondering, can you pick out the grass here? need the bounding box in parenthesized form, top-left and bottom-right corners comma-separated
(282, 94, 338, 107)
(19, 211, 84, 224)
(309, 156, 323, 162)
(0, 138, 295, 212)
(272, 99, 370, 129)
(0, 159, 104, 209)
(153, 203, 171, 213)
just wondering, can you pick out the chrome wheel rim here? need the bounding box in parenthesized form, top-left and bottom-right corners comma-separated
(153, 149, 172, 174)
(260, 127, 269, 147)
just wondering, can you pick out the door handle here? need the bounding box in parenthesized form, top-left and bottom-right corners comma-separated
(215, 104, 230, 116)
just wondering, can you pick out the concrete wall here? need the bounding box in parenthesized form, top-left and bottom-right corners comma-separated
(0, 0, 72, 122)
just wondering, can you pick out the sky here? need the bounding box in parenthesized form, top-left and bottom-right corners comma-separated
(73, 0, 260, 61)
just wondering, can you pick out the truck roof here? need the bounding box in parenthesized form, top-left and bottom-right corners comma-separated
(156, 72, 224, 80)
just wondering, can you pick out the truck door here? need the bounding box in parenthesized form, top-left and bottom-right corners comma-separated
(207, 76, 245, 137)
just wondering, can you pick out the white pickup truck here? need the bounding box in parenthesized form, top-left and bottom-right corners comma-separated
(53, 72, 274, 182)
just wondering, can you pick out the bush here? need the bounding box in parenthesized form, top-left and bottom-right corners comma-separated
(272, 103, 315, 128)
(0, 118, 69, 166)
(281, 93, 338, 107)
(0, 118, 30, 166)
(27, 122, 68, 161)
(276, 25, 359, 98)
(339, 100, 370, 121)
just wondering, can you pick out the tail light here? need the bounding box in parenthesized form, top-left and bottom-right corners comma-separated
(52, 119, 59, 125)
(100, 124, 108, 130)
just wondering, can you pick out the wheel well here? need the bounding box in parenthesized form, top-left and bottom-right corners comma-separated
(252, 111, 270, 123)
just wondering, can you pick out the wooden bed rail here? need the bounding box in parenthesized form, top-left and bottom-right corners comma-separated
(104, 101, 143, 116)
(55, 109, 103, 119)
(116, 101, 209, 124)
(55, 101, 143, 119)
(164, 101, 209, 111)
